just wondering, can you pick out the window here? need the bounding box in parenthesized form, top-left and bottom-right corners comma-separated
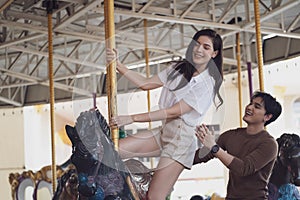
(293, 98, 300, 130)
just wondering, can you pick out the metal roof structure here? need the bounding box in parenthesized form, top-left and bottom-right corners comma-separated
(0, 0, 299, 107)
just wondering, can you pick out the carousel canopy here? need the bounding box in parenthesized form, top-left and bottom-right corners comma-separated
(0, 0, 299, 107)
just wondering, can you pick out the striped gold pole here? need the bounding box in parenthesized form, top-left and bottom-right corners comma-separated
(253, 0, 265, 91)
(144, 19, 155, 168)
(104, 7, 140, 199)
(104, 0, 111, 121)
(104, 0, 119, 150)
(236, 33, 243, 127)
(47, 8, 57, 194)
(0, 0, 14, 12)
(143, 19, 151, 129)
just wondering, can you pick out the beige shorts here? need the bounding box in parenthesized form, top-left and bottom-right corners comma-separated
(154, 118, 197, 169)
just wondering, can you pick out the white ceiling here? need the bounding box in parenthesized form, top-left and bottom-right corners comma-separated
(0, 0, 300, 107)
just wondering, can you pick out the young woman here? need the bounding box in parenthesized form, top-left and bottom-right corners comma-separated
(106, 29, 223, 199)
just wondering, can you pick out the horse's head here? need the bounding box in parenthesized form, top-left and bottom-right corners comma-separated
(65, 109, 136, 199)
(65, 109, 107, 197)
(66, 123, 103, 175)
(277, 133, 300, 186)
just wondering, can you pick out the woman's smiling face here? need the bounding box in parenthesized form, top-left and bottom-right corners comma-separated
(192, 35, 218, 69)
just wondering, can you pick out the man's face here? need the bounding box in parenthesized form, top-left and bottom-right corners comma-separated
(243, 97, 268, 125)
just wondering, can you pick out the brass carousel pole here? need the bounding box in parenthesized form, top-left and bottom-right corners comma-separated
(143, 19, 151, 129)
(0, 0, 14, 12)
(103, 4, 140, 199)
(253, 0, 265, 91)
(104, 0, 118, 150)
(42, 0, 58, 194)
(143, 19, 155, 168)
(236, 33, 243, 127)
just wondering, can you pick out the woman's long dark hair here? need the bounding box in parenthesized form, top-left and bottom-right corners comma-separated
(167, 29, 224, 108)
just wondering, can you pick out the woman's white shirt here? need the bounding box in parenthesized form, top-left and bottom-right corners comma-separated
(158, 65, 215, 126)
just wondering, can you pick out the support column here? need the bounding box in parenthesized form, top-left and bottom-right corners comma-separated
(104, 0, 119, 150)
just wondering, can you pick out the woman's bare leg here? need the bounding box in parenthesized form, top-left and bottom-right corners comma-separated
(147, 157, 184, 200)
(118, 128, 161, 159)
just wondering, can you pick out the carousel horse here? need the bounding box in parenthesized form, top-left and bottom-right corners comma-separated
(53, 109, 152, 200)
(268, 133, 300, 200)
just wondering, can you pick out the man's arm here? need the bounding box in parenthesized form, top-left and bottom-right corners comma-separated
(193, 139, 234, 166)
(213, 148, 234, 167)
(195, 125, 234, 167)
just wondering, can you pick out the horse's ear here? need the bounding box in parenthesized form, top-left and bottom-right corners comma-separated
(65, 125, 77, 145)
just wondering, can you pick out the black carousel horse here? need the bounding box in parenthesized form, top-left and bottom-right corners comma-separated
(53, 109, 152, 200)
(268, 133, 300, 200)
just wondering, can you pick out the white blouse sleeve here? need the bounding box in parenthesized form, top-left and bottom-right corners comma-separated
(182, 78, 215, 115)
(157, 68, 168, 84)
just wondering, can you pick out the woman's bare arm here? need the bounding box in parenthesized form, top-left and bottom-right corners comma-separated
(110, 100, 193, 127)
(106, 48, 163, 90)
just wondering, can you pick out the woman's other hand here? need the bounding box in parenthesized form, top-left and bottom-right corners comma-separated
(106, 48, 119, 65)
(109, 115, 134, 127)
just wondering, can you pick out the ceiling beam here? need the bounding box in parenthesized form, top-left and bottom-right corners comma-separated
(6, 10, 48, 24)
(138, 0, 155, 13)
(95, 3, 300, 39)
(54, 0, 100, 30)
(0, 33, 45, 49)
(0, 68, 92, 96)
(0, 96, 22, 107)
(243, 0, 300, 29)
(217, 0, 240, 23)
(9, 46, 106, 70)
(101, 8, 240, 31)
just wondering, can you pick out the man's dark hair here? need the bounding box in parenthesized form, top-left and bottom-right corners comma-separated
(251, 91, 282, 126)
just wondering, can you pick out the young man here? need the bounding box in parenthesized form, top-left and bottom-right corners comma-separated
(193, 91, 282, 200)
